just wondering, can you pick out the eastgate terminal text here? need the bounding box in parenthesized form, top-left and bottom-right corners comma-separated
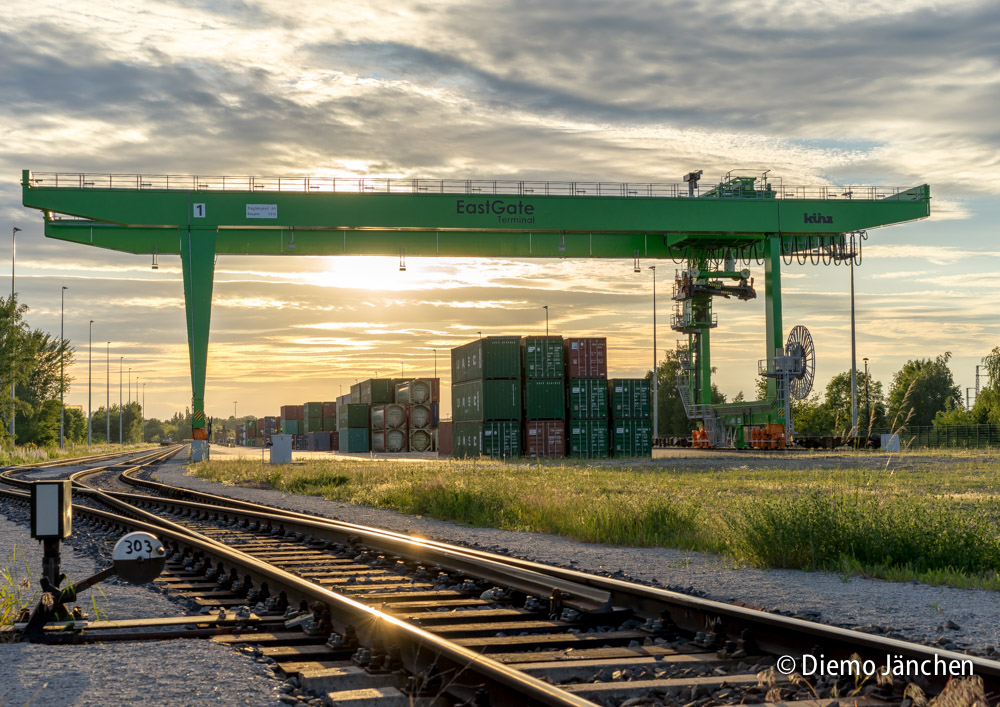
(456, 199, 536, 224)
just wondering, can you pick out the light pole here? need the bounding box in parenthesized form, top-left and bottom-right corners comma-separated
(9, 226, 20, 439)
(233, 400, 237, 419)
(433, 349, 437, 379)
(863, 357, 870, 429)
(106, 341, 110, 444)
(88, 320, 94, 447)
(59, 286, 68, 448)
(128, 367, 131, 407)
(850, 253, 858, 435)
(119, 356, 123, 444)
(142, 383, 146, 442)
(648, 265, 658, 438)
(543, 305, 549, 336)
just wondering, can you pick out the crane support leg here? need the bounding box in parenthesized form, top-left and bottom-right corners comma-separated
(181, 228, 216, 460)
(764, 235, 783, 402)
(696, 300, 712, 405)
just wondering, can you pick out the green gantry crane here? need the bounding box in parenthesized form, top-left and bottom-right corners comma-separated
(21, 169, 929, 457)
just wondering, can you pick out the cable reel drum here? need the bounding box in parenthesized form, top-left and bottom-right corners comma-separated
(785, 324, 815, 400)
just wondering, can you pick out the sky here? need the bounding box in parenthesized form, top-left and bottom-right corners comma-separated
(2, 0, 999, 420)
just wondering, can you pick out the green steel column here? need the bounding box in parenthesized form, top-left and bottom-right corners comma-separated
(764, 235, 783, 402)
(180, 227, 217, 439)
(696, 297, 712, 405)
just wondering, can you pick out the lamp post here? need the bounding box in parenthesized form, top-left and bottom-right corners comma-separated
(862, 357, 870, 429)
(543, 305, 549, 336)
(648, 265, 658, 438)
(142, 383, 146, 442)
(233, 400, 237, 419)
(9, 227, 21, 440)
(128, 367, 131, 407)
(88, 320, 94, 447)
(59, 286, 68, 448)
(119, 357, 123, 444)
(106, 341, 110, 444)
(433, 349, 437, 379)
(850, 253, 858, 436)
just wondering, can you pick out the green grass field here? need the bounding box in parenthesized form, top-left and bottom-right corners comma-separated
(192, 450, 1000, 590)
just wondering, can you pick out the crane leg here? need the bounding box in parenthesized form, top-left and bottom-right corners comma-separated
(181, 228, 216, 460)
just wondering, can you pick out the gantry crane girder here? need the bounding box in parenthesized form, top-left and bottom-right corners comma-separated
(21, 170, 930, 451)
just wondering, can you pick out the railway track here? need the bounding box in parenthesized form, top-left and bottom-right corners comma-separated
(2, 448, 997, 706)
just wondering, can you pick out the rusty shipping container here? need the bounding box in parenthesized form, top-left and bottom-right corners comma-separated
(524, 420, 566, 458)
(280, 404, 303, 421)
(322, 401, 337, 418)
(437, 421, 453, 456)
(564, 338, 607, 378)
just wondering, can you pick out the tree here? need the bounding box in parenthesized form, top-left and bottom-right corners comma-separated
(820, 370, 887, 434)
(887, 353, 961, 429)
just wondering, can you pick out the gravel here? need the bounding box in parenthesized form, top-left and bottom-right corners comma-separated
(0, 502, 285, 706)
(152, 453, 1000, 656)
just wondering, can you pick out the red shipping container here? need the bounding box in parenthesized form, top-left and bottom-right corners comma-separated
(437, 421, 453, 456)
(330, 429, 340, 451)
(322, 401, 337, 418)
(257, 418, 265, 432)
(280, 405, 303, 420)
(564, 338, 607, 378)
(524, 420, 566, 458)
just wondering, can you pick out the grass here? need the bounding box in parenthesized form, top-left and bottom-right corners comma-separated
(0, 442, 151, 467)
(192, 449, 1000, 590)
(0, 545, 34, 634)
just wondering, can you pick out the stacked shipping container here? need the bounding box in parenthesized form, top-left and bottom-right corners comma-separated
(522, 336, 566, 458)
(452, 337, 522, 458)
(565, 338, 610, 458)
(609, 378, 653, 457)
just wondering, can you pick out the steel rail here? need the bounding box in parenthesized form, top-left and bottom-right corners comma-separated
(0, 446, 169, 488)
(0, 476, 597, 705)
(113, 471, 1000, 693)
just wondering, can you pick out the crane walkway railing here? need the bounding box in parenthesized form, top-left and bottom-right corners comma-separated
(24, 172, 920, 201)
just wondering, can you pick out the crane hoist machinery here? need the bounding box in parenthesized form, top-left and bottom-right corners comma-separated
(21, 169, 929, 456)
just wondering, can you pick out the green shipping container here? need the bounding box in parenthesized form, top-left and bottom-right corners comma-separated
(523, 379, 565, 420)
(451, 336, 521, 384)
(522, 336, 564, 379)
(360, 378, 395, 405)
(339, 428, 369, 453)
(613, 418, 652, 457)
(337, 403, 370, 429)
(303, 402, 324, 419)
(567, 378, 608, 419)
(452, 380, 521, 421)
(322, 416, 337, 432)
(453, 421, 520, 459)
(350, 383, 361, 404)
(302, 417, 324, 433)
(568, 419, 610, 458)
(609, 378, 652, 419)
(282, 419, 300, 434)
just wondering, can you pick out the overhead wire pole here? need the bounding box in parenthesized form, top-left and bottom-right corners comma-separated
(106, 341, 110, 444)
(849, 246, 858, 437)
(119, 356, 123, 444)
(59, 286, 67, 449)
(88, 319, 94, 447)
(648, 265, 658, 438)
(10, 226, 20, 440)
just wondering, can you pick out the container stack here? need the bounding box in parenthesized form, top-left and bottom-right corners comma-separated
(452, 336, 522, 458)
(397, 378, 440, 453)
(322, 402, 337, 433)
(280, 405, 303, 435)
(565, 338, 610, 458)
(338, 395, 370, 452)
(522, 336, 566, 458)
(302, 402, 324, 434)
(371, 402, 407, 452)
(609, 378, 653, 457)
